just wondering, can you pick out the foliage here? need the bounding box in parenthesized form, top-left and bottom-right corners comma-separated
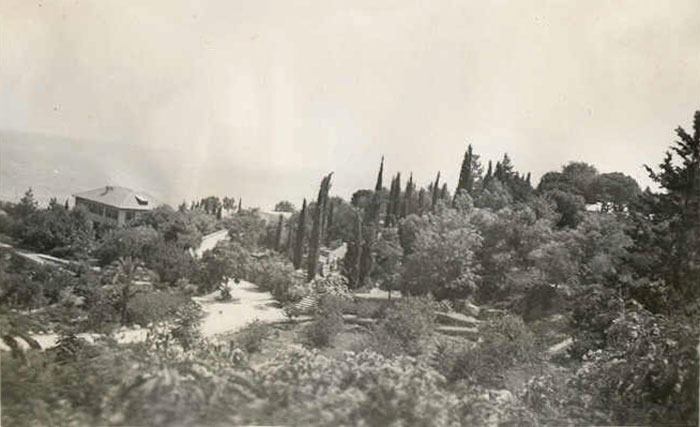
(247, 253, 305, 304)
(94, 225, 160, 266)
(126, 290, 192, 327)
(11, 203, 95, 258)
(274, 200, 295, 212)
(441, 314, 538, 388)
(570, 305, 698, 425)
(197, 240, 252, 293)
(304, 294, 346, 348)
(222, 210, 266, 250)
(400, 210, 481, 299)
(233, 320, 273, 353)
(368, 296, 437, 357)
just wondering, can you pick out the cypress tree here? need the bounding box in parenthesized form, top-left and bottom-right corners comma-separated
(307, 173, 333, 281)
(325, 198, 335, 245)
(402, 173, 414, 217)
(385, 175, 398, 226)
(375, 156, 384, 191)
(417, 188, 427, 214)
(455, 145, 473, 196)
(286, 213, 295, 259)
(432, 171, 441, 209)
(238, 198, 242, 213)
(274, 214, 284, 251)
(64, 199, 70, 210)
(344, 210, 363, 288)
(293, 199, 307, 269)
(392, 172, 402, 221)
(440, 183, 448, 200)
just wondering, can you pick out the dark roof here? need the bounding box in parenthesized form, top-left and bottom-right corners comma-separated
(73, 186, 159, 210)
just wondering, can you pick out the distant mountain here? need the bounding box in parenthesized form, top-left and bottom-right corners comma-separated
(0, 130, 166, 206)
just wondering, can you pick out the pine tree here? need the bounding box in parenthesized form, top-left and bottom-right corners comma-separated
(307, 173, 333, 281)
(293, 198, 307, 269)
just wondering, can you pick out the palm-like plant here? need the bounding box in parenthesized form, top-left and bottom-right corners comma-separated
(112, 256, 140, 325)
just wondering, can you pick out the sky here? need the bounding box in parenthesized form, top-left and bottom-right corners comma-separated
(1, 0, 698, 209)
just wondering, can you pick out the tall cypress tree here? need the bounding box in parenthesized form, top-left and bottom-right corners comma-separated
(307, 173, 333, 281)
(392, 172, 402, 220)
(285, 213, 295, 259)
(293, 198, 307, 269)
(342, 210, 363, 288)
(402, 173, 414, 217)
(432, 171, 441, 209)
(455, 145, 473, 196)
(375, 156, 384, 191)
(274, 214, 284, 251)
(440, 183, 449, 201)
(238, 198, 242, 213)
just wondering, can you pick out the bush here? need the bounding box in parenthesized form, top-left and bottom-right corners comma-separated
(304, 294, 345, 348)
(569, 307, 698, 425)
(443, 314, 539, 387)
(368, 296, 437, 356)
(126, 290, 191, 327)
(234, 320, 272, 353)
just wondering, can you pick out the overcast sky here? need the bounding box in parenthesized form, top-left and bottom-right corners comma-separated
(1, 0, 698, 208)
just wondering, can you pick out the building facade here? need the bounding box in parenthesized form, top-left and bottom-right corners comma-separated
(73, 186, 159, 226)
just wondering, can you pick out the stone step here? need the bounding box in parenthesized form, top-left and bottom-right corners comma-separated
(436, 326, 479, 340)
(435, 311, 480, 327)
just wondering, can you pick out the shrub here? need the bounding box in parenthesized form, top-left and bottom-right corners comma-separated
(126, 290, 191, 327)
(368, 296, 437, 356)
(304, 294, 345, 348)
(234, 320, 272, 354)
(569, 307, 698, 425)
(444, 314, 538, 387)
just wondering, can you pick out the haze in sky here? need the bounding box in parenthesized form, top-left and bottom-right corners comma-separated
(1, 0, 698, 208)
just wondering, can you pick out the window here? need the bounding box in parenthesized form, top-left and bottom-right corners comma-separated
(106, 207, 119, 220)
(126, 211, 135, 222)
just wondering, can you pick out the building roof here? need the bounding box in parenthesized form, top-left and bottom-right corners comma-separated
(73, 186, 159, 210)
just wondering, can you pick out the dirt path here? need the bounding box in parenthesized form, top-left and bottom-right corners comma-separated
(2, 279, 286, 351)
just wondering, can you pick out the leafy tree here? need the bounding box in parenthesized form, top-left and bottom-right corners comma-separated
(400, 209, 481, 299)
(222, 210, 266, 250)
(95, 226, 160, 266)
(591, 172, 640, 212)
(274, 200, 295, 212)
